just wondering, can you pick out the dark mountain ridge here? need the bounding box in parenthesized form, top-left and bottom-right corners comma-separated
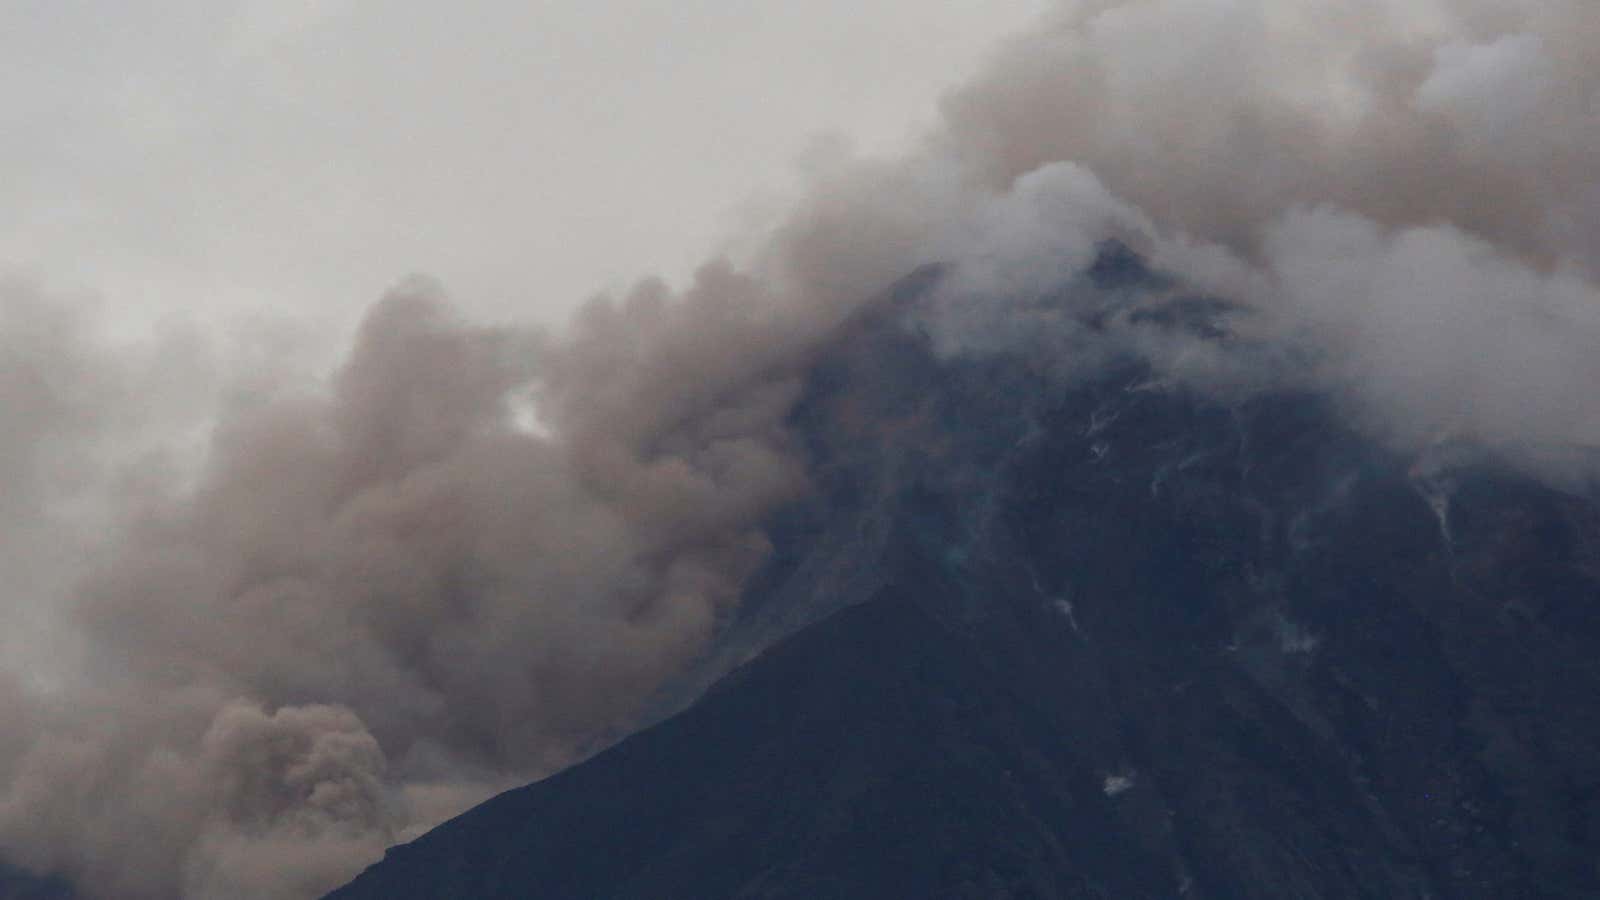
(323, 245, 1598, 896)
(0, 864, 72, 900)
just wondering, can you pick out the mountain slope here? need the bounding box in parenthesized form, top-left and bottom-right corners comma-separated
(329, 591, 1184, 899)
(329, 250, 1600, 899)
(0, 862, 74, 900)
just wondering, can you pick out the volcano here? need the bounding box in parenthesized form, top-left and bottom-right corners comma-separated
(325, 246, 1600, 899)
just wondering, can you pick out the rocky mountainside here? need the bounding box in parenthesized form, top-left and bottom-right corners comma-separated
(0, 862, 73, 900)
(328, 247, 1600, 899)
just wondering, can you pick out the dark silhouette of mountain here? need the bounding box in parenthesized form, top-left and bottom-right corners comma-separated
(330, 247, 1600, 899)
(0, 862, 73, 900)
(328, 592, 1183, 899)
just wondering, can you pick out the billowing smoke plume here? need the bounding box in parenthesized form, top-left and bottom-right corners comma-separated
(0, 273, 816, 898)
(927, 0, 1600, 476)
(1, 1, 1597, 897)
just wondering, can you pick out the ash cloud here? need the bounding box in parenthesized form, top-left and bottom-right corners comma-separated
(918, 0, 1600, 481)
(0, 274, 815, 898)
(941, 0, 1600, 272)
(1, 1, 1598, 897)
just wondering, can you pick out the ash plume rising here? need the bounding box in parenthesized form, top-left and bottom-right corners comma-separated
(0, 1, 1598, 897)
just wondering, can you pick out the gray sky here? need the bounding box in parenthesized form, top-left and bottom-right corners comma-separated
(2, 0, 1049, 342)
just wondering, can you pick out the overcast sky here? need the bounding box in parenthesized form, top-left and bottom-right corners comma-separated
(2, 0, 1050, 343)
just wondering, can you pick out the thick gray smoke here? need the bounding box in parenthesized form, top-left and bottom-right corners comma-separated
(0, 1, 1597, 897)
(0, 275, 814, 898)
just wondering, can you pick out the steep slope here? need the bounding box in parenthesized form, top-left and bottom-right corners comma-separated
(328, 591, 1183, 899)
(330, 250, 1600, 898)
(0, 862, 73, 900)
